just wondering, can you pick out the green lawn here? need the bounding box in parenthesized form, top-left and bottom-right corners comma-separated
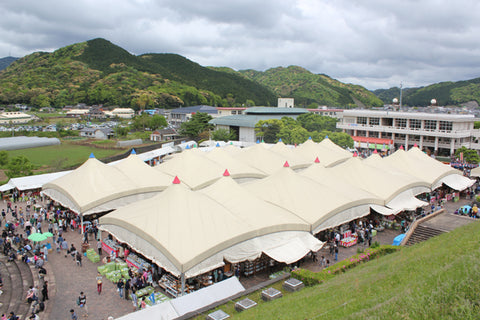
(6, 141, 127, 170)
(197, 221, 480, 319)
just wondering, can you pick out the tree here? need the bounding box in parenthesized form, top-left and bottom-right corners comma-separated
(297, 113, 338, 132)
(255, 119, 284, 143)
(212, 128, 235, 142)
(131, 113, 151, 131)
(455, 146, 480, 164)
(0, 151, 8, 167)
(115, 126, 130, 137)
(277, 126, 310, 145)
(328, 132, 354, 148)
(6, 156, 34, 178)
(179, 113, 214, 140)
(149, 114, 168, 130)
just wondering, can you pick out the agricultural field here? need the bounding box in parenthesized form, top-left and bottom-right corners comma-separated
(6, 139, 128, 172)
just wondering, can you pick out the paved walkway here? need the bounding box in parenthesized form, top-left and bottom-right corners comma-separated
(0, 194, 476, 319)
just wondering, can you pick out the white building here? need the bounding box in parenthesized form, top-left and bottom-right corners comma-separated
(106, 108, 135, 119)
(277, 98, 294, 108)
(0, 111, 33, 124)
(337, 109, 480, 155)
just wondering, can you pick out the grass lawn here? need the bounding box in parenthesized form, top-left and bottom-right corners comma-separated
(196, 222, 480, 319)
(6, 140, 127, 171)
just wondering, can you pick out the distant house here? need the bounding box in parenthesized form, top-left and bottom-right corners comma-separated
(216, 107, 246, 116)
(150, 128, 178, 142)
(79, 127, 114, 140)
(88, 106, 106, 119)
(66, 109, 89, 118)
(168, 105, 218, 126)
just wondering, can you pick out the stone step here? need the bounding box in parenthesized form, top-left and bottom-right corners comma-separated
(406, 225, 445, 246)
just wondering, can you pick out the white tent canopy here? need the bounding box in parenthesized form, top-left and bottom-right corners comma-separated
(268, 141, 313, 169)
(296, 138, 351, 167)
(100, 180, 322, 278)
(203, 147, 267, 179)
(0, 170, 71, 192)
(43, 155, 168, 215)
(234, 143, 294, 175)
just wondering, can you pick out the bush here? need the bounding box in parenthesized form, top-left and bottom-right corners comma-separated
(291, 245, 400, 286)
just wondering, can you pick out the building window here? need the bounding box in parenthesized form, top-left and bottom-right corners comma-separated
(357, 117, 367, 125)
(395, 119, 407, 128)
(439, 121, 452, 131)
(369, 117, 380, 126)
(424, 120, 437, 130)
(410, 119, 422, 129)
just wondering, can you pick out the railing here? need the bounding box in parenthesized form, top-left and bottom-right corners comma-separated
(400, 209, 445, 246)
(337, 123, 474, 137)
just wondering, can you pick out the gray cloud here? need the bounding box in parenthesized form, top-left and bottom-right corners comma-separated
(0, 0, 479, 90)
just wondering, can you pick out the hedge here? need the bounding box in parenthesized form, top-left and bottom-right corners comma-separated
(291, 245, 400, 286)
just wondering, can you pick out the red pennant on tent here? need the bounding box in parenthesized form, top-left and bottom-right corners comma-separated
(283, 161, 290, 167)
(314, 157, 320, 163)
(172, 176, 181, 184)
(223, 169, 230, 177)
(414, 143, 418, 147)
(353, 152, 358, 157)
(373, 149, 378, 154)
(295, 143, 297, 147)
(399, 145, 404, 150)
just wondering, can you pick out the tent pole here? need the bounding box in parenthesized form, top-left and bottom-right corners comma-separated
(180, 273, 185, 296)
(81, 213, 84, 235)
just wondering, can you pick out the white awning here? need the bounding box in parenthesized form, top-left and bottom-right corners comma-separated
(386, 190, 429, 211)
(440, 174, 475, 191)
(370, 204, 402, 216)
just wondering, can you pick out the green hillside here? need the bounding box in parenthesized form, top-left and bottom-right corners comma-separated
(0, 38, 276, 109)
(235, 66, 384, 108)
(197, 221, 480, 319)
(373, 78, 480, 107)
(0, 56, 18, 71)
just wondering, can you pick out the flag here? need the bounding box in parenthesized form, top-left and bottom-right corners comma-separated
(148, 292, 155, 304)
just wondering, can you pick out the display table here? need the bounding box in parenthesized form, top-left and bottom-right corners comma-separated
(126, 253, 151, 270)
(102, 239, 120, 258)
(340, 230, 357, 247)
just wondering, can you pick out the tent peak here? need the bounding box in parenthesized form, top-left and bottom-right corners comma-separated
(172, 176, 181, 184)
(353, 152, 358, 157)
(413, 143, 418, 148)
(216, 142, 220, 147)
(89, 153, 95, 159)
(223, 169, 230, 177)
(373, 149, 378, 154)
(283, 161, 290, 168)
(314, 157, 320, 163)
(131, 149, 136, 155)
(399, 145, 404, 150)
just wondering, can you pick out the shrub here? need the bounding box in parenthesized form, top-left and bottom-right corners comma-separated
(291, 245, 400, 286)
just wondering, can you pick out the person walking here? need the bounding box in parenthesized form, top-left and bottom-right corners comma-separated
(41, 281, 48, 301)
(70, 309, 78, 320)
(96, 273, 103, 295)
(76, 251, 82, 267)
(77, 292, 87, 317)
(334, 244, 339, 261)
(96, 241, 102, 256)
(117, 278, 125, 298)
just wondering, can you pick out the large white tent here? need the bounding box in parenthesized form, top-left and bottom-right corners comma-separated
(296, 138, 351, 167)
(233, 143, 294, 175)
(0, 170, 71, 192)
(43, 154, 169, 215)
(244, 166, 372, 234)
(203, 147, 266, 179)
(100, 177, 322, 278)
(267, 141, 313, 169)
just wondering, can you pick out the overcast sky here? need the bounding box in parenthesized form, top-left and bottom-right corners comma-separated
(1, 0, 479, 90)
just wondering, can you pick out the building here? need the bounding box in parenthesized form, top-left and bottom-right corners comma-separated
(0, 111, 33, 124)
(308, 107, 344, 120)
(150, 128, 178, 142)
(216, 107, 246, 116)
(79, 127, 114, 140)
(278, 98, 294, 108)
(337, 109, 480, 155)
(88, 106, 106, 119)
(168, 105, 218, 126)
(66, 109, 89, 118)
(210, 107, 309, 142)
(105, 108, 135, 119)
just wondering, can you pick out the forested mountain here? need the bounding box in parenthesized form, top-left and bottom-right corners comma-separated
(212, 66, 384, 108)
(373, 78, 480, 107)
(0, 57, 18, 71)
(0, 38, 277, 109)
